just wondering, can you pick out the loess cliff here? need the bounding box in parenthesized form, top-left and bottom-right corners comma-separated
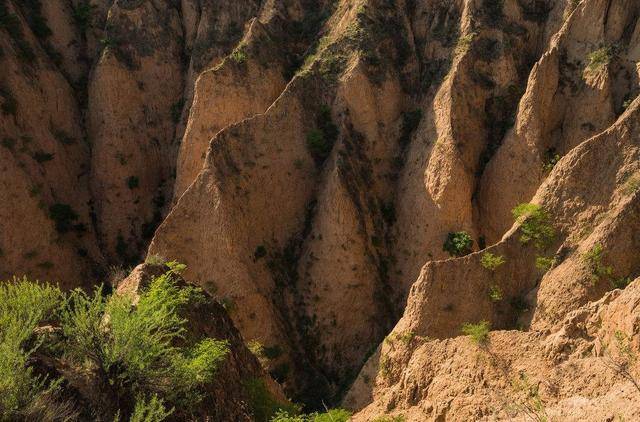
(1, 0, 639, 420)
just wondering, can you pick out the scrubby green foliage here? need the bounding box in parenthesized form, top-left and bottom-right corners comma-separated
(454, 32, 476, 57)
(481, 252, 506, 271)
(271, 408, 352, 422)
(244, 378, 298, 422)
(443, 231, 473, 257)
(48, 203, 80, 233)
(0, 267, 230, 421)
(372, 416, 406, 422)
(129, 395, 173, 422)
(512, 203, 555, 249)
(0, 279, 63, 419)
(231, 46, 248, 64)
(461, 321, 491, 346)
(535, 256, 555, 273)
(488, 285, 503, 302)
(582, 244, 613, 285)
(586, 46, 614, 73)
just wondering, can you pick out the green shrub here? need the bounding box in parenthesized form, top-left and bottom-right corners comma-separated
(611, 276, 631, 290)
(126, 175, 139, 189)
(443, 231, 473, 257)
(48, 203, 79, 233)
(244, 378, 298, 422)
(586, 46, 614, 73)
(461, 321, 491, 345)
(254, 245, 267, 260)
(1, 270, 230, 420)
(129, 395, 173, 422)
(543, 148, 560, 172)
(372, 416, 406, 422)
(61, 271, 229, 411)
(454, 32, 475, 57)
(488, 285, 503, 302)
(481, 252, 505, 271)
(583, 244, 613, 285)
(231, 47, 248, 64)
(511, 203, 555, 249)
(0, 279, 64, 419)
(272, 408, 352, 422)
(535, 256, 555, 273)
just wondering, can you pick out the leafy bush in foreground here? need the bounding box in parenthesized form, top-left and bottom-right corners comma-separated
(0, 267, 230, 421)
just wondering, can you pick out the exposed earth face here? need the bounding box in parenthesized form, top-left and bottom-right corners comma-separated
(1, 0, 639, 420)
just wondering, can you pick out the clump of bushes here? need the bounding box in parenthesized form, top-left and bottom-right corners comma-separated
(443, 231, 473, 257)
(272, 408, 352, 422)
(511, 203, 555, 249)
(48, 203, 81, 233)
(481, 252, 505, 271)
(488, 285, 503, 302)
(535, 256, 555, 273)
(0, 266, 230, 421)
(582, 244, 613, 285)
(231, 46, 248, 64)
(586, 45, 614, 73)
(244, 378, 298, 422)
(461, 320, 491, 345)
(126, 175, 140, 189)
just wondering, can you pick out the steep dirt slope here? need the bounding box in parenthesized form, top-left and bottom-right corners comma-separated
(346, 277, 640, 421)
(0, 0, 103, 288)
(153, 0, 639, 405)
(2, 0, 640, 417)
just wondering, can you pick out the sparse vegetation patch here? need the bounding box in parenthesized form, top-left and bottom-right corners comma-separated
(512, 203, 555, 249)
(443, 231, 473, 257)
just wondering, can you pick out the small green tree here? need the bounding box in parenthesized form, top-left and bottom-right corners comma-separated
(461, 321, 491, 346)
(512, 204, 555, 249)
(443, 231, 473, 257)
(585, 46, 614, 73)
(488, 285, 503, 302)
(582, 244, 613, 285)
(481, 252, 506, 271)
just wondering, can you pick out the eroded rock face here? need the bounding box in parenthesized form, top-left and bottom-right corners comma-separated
(2, 0, 640, 418)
